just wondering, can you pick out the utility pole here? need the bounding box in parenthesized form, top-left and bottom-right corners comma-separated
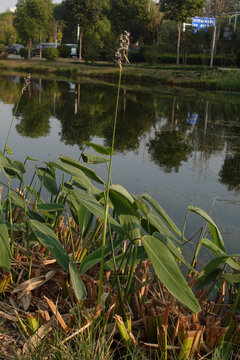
(210, 20, 217, 67)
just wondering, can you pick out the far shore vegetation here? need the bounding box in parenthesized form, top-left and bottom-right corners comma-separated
(1, 58, 240, 92)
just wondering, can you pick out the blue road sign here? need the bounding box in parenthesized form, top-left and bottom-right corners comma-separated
(192, 17, 216, 32)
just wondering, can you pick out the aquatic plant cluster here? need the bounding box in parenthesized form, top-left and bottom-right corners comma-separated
(0, 145, 239, 358)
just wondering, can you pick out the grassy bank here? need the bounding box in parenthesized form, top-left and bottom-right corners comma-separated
(1, 58, 240, 91)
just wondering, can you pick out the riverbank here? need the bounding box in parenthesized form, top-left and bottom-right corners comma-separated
(1, 58, 240, 91)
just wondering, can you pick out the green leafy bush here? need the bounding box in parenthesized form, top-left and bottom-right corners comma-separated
(0, 44, 6, 54)
(129, 46, 237, 67)
(42, 47, 59, 61)
(20, 47, 32, 59)
(58, 44, 71, 58)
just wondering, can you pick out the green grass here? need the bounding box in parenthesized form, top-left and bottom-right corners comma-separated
(1, 58, 240, 91)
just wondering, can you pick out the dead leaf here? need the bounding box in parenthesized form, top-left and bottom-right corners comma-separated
(44, 296, 68, 333)
(12, 271, 56, 295)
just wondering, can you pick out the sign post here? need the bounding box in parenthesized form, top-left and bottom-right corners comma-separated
(192, 17, 216, 67)
(210, 23, 217, 67)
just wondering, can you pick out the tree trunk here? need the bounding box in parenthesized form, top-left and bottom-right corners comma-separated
(28, 40, 32, 60)
(208, 0, 212, 14)
(79, 30, 83, 61)
(40, 35, 42, 59)
(177, 21, 181, 65)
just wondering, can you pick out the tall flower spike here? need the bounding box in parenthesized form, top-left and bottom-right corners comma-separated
(22, 74, 31, 94)
(114, 31, 130, 69)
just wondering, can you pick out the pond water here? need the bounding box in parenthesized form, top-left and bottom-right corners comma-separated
(0, 75, 240, 258)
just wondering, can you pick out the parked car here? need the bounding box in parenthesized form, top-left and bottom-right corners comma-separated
(32, 43, 56, 56)
(6, 44, 24, 55)
(65, 44, 78, 57)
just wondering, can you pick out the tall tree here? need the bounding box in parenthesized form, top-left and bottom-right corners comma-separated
(159, 0, 205, 64)
(110, 0, 150, 41)
(65, 0, 105, 61)
(14, 0, 53, 60)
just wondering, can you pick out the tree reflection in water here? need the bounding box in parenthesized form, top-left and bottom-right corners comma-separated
(0, 76, 240, 191)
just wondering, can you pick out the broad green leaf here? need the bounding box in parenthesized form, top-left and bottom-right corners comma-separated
(10, 191, 27, 211)
(153, 232, 196, 272)
(133, 195, 151, 217)
(5, 221, 27, 233)
(30, 220, 69, 272)
(105, 246, 147, 271)
(202, 238, 240, 271)
(37, 203, 65, 212)
(142, 235, 201, 313)
(29, 210, 45, 223)
(58, 156, 105, 184)
(0, 220, 11, 273)
(141, 207, 181, 246)
(66, 194, 93, 237)
(142, 194, 184, 240)
(109, 185, 141, 241)
(35, 167, 58, 195)
(197, 268, 223, 289)
(68, 188, 124, 236)
(189, 206, 225, 252)
(3, 161, 26, 179)
(72, 176, 102, 196)
(197, 254, 240, 288)
(67, 195, 82, 225)
(221, 273, 240, 285)
(78, 203, 93, 239)
(69, 261, 87, 301)
(79, 238, 122, 274)
(110, 185, 136, 205)
(84, 142, 112, 155)
(82, 153, 108, 164)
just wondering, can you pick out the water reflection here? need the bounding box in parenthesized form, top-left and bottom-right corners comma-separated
(1, 76, 240, 193)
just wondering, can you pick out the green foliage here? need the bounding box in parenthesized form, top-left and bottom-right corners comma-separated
(142, 235, 201, 313)
(83, 17, 116, 61)
(0, 12, 17, 45)
(110, 0, 150, 41)
(0, 44, 6, 54)
(0, 220, 11, 273)
(129, 46, 237, 67)
(65, 0, 103, 31)
(42, 47, 59, 61)
(58, 44, 71, 58)
(159, 0, 205, 22)
(14, 0, 53, 46)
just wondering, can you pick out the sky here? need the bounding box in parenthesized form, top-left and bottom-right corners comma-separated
(0, 0, 62, 13)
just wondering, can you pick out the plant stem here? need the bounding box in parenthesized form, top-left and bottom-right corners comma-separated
(98, 68, 122, 305)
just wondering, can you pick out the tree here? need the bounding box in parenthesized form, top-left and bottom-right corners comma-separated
(65, 0, 105, 61)
(0, 12, 18, 45)
(14, 0, 53, 60)
(159, 0, 205, 64)
(110, 0, 150, 42)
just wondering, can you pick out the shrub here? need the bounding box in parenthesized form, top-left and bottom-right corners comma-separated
(42, 47, 59, 61)
(20, 47, 32, 59)
(57, 44, 71, 58)
(0, 44, 6, 54)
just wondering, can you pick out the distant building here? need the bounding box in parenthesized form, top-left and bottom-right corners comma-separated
(6, 6, 16, 12)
